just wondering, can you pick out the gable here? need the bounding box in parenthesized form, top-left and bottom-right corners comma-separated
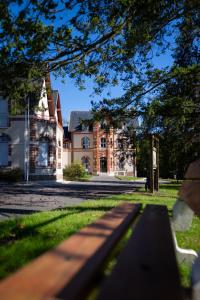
(35, 79, 50, 118)
(45, 73, 55, 118)
(52, 90, 63, 127)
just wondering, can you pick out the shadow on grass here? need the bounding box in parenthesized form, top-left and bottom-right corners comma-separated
(135, 191, 177, 199)
(159, 184, 181, 190)
(89, 180, 144, 185)
(0, 207, 40, 215)
(0, 199, 175, 248)
(0, 205, 116, 246)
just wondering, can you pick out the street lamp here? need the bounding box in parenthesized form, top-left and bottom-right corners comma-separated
(24, 95, 30, 182)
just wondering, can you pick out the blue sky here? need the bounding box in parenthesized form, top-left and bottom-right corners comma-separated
(52, 76, 124, 124)
(52, 50, 174, 125)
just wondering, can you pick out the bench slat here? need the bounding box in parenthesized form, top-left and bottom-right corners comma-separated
(97, 205, 184, 300)
(0, 202, 141, 300)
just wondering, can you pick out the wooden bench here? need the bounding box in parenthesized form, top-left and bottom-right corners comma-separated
(0, 159, 199, 300)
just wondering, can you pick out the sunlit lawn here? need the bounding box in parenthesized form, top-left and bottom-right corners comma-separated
(115, 176, 143, 181)
(0, 183, 199, 287)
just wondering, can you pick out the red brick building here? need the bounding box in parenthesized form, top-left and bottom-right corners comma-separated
(63, 111, 137, 176)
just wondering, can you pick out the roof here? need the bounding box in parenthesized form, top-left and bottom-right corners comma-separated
(52, 90, 58, 110)
(50, 89, 63, 127)
(68, 110, 139, 132)
(69, 111, 93, 132)
(45, 74, 54, 117)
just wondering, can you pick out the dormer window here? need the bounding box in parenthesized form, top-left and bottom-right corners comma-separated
(100, 122, 107, 130)
(0, 98, 8, 128)
(82, 124, 89, 131)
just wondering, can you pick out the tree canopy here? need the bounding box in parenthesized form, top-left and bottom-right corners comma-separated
(142, 13, 200, 177)
(0, 0, 199, 177)
(0, 0, 199, 108)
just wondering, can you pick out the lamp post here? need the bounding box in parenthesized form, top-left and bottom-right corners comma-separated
(24, 95, 30, 182)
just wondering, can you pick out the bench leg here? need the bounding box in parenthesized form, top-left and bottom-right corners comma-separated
(171, 199, 198, 266)
(172, 231, 198, 266)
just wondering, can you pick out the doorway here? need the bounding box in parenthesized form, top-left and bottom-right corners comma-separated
(100, 157, 107, 173)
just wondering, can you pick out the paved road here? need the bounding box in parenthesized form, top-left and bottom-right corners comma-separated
(0, 176, 144, 220)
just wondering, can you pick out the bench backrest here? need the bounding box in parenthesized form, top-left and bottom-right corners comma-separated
(0, 202, 141, 300)
(97, 205, 183, 300)
(0, 203, 184, 300)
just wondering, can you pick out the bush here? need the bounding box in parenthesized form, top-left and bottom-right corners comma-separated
(0, 168, 23, 182)
(63, 163, 86, 180)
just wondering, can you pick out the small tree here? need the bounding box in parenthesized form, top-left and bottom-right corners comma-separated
(63, 163, 86, 181)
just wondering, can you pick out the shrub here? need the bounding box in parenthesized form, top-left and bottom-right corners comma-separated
(0, 168, 23, 182)
(63, 163, 86, 180)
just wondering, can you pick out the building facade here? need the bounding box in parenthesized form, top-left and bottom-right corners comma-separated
(0, 95, 136, 180)
(63, 111, 137, 176)
(0, 75, 63, 180)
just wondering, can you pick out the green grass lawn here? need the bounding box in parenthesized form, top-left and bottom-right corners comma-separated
(115, 175, 143, 181)
(0, 183, 199, 287)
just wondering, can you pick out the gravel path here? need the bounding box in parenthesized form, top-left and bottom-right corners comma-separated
(0, 178, 144, 221)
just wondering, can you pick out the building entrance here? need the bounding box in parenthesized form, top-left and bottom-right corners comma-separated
(100, 157, 107, 173)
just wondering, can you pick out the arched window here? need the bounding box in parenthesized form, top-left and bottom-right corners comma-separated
(82, 137, 90, 149)
(81, 156, 90, 171)
(101, 138, 106, 148)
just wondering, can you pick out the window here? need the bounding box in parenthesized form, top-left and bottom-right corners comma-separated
(82, 124, 89, 131)
(117, 139, 123, 149)
(101, 138, 106, 148)
(93, 138, 97, 147)
(81, 156, 90, 171)
(38, 142, 48, 166)
(58, 148, 61, 159)
(63, 142, 69, 149)
(100, 121, 107, 130)
(119, 158, 125, 170)
(82, 137, 90, 149)
(0, 99, 8, 128)
(0, 142, 8, 166)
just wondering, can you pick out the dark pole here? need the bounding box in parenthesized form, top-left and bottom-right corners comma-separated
(149, 135, 154, 193)
(155, 137, 159, 191)
(149, 134, 159, 193)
